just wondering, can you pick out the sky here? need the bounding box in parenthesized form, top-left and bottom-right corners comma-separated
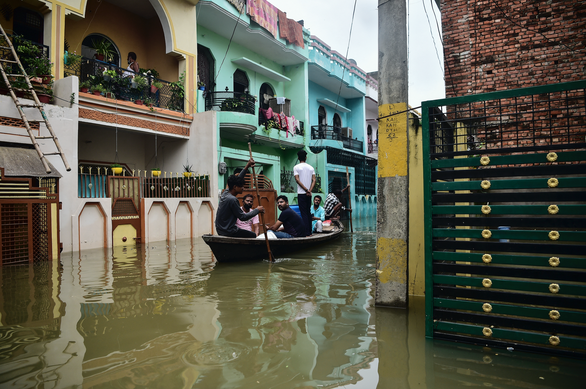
(268, 0, 446, 109)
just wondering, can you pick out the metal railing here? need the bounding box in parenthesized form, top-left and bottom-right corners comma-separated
(311, 125, 364, 152)
(65, 57, 184, 112)
(205, 89, 256, 114)
(78, 165, 210, 199)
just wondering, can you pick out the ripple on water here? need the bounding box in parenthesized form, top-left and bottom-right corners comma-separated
(182, 339, 250, 366)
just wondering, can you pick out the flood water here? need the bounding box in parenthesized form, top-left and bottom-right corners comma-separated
(0, 216, 583, 388)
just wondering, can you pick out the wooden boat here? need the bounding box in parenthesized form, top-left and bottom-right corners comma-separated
(202, 221, 344, 262)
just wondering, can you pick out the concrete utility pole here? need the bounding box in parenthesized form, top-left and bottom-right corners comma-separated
(376, 0, 409, 308)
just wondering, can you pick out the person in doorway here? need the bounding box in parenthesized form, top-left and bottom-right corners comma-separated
(124, 52, 140, 77)
(215, 159, 265, 238)
(324, 185, 352, 220)
(310, 195, 325, 233)
(235, 194, 260, 236)
(293, 150, 315, 236)
(268, 195, 305, 238)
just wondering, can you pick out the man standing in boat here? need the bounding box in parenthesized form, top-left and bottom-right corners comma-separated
(216, 159, 265, 238)
(235, 194, 260, 236)
(268, 195, 305, 238)
(294, 150, 315, 236)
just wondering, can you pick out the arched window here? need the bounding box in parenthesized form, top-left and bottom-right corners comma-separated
(233, 69, 249, 93)
(259, 83, 275, 110)
(81, 34, 120, 66)
(13, 8, 43, 44)
(197, 44, 214, 91)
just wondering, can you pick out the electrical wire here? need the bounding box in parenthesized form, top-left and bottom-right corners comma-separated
(422, 0, 444, 75)
(214, 9, 243, 85)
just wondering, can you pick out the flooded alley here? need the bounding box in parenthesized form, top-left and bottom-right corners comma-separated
(0, 217, 583, 388)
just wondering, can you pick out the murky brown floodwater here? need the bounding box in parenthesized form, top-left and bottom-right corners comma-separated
(0, 217, 583, 388)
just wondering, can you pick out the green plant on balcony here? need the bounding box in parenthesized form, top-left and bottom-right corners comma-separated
(102, 69, 117, 79)
(133, 75, 148, 89)
(168, 71, 185, 112)
(140, 68, 160, 80)
(90, 84, 105, 95)
(183, 164, 193, 177)
(92, 38, 115, 62)
(64, 51, 81, 66)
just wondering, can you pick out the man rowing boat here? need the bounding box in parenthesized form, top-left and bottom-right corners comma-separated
(215, 159, 265, 238)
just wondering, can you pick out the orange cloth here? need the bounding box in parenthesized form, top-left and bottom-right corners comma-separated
(278, 10, 304, 48)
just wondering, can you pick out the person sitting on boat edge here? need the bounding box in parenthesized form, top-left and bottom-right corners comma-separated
(235, 193, 260, 236)
(267, 195, 305, 238)
(310, 195, 325, 233)
(215, 159, 265, 238)
(324, 185, 352, 220)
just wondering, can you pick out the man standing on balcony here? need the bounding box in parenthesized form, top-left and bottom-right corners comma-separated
(124, 52, 140, 77)
(216, 159, 265, 238)
(294, 150, 315, 236)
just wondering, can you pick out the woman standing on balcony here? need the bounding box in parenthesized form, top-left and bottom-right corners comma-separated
(124, 52, 140, 76)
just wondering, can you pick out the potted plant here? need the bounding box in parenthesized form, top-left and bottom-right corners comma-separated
(35, 84, 52, 104)
(197, 81, 205, 91)
(102, 69, 117, 81)
(151, 167, 161, 177)
(183, 164, 193, 178)
(79, 80, 91, 93)
(104, 87, 115, 99)
(92, 38, 115, 62)
(168, 72, 185, 112)
(90, 84, 105, 96)
(151, 80, 163, 94)
(133, 75, 147, 90)
(64, 51, 81, 67)
(111, 163, 123, 175)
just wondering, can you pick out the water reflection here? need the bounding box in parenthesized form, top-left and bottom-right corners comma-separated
(0, 218, 583, 388)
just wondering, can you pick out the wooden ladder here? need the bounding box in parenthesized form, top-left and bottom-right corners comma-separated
(0, 25, 70, 174)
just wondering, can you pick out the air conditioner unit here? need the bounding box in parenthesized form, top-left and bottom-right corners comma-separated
(341, 127, 352, 138)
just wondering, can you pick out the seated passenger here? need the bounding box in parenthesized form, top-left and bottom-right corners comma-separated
(235, 194, 260, 236)
(324, 185, 352, 220)
(215, 159, 265, 238)
(268, 195, 305, 238)
(310, 195, 325, 233)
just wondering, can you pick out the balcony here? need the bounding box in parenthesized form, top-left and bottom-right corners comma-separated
(78, 163, 210, 199)
(205, 90, 256, 114)
(65, 58, 184, 112)
(311, 125, 363, 152)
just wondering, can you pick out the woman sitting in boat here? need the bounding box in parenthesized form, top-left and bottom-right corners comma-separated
(215, 159, 265, 238)
(267, 195, 306, 238)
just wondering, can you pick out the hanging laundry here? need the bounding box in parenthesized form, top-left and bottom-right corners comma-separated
(276, 97, 286, 105)
(278, 10, 305, 48)
(227, 0, 245, 13)
(247, 0, 278, 38)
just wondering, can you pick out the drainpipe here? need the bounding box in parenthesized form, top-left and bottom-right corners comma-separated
(376, 0, 409, 308)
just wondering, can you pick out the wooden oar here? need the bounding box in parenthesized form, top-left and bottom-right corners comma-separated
(248, 143, 275, 262)
(346, 166, 353, 233)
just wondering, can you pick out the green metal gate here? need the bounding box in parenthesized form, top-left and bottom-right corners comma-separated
(422, 80, 586, 358)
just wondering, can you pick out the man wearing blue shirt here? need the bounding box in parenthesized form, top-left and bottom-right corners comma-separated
(310, 195, 325, 233)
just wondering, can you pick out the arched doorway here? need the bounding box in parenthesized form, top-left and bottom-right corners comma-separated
(81, 34, 121, 66)
(233, 69, 249, 93)
(333, 113, 342, 140)
(197, 44, 214, 91)
(259, 82, 275, 125)
(318, 106, 327, 139)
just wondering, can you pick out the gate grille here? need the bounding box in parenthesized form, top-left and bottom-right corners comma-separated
(0, 203, 29, 264)
(422, 80, 586, 358)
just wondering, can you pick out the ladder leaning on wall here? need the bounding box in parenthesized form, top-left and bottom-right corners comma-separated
(0, 24, 70, 174)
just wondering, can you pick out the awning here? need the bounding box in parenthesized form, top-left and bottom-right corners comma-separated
(0, 146, 62, 178)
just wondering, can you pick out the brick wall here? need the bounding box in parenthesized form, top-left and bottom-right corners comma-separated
(441, 0, 586, 97)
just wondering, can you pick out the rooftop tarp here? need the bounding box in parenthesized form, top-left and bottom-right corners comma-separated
(0, 146, 62, 178)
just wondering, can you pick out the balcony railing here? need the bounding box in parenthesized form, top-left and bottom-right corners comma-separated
(311, 125, 364, 152)
(205, 89, 256, 114)
(65, 57, 184, 112)
(78, 165, 210, 199)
